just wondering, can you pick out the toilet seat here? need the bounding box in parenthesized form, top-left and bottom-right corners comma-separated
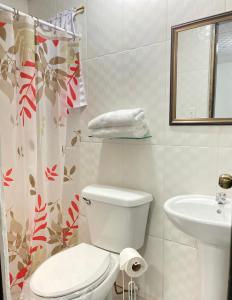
(30, 243, 111, 298)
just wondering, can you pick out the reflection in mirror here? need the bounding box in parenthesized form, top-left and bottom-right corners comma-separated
(214, 21, 232, 118)
(176, 25, 213, 119)
(170, 12, 232, 125)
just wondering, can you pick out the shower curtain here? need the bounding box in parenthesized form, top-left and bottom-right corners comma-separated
(0, 11, 80, 300)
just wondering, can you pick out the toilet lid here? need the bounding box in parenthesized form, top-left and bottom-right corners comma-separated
(30, 243, 110, 298)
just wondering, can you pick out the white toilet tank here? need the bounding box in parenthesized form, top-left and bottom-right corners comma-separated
(81, 185, 153, 253)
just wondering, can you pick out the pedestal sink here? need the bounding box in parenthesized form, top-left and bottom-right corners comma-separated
(164, 195, 231, 300)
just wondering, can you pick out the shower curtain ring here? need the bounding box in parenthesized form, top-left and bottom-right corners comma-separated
(34, 17, 40, 28)
(15, 9, 20, 21)
(13, 8, 17, 20)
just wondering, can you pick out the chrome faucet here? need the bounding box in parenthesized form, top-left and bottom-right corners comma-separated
(216, 192, 227, 205)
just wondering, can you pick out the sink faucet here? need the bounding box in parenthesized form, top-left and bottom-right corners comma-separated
(216, 192, 226, 205)
(216, 174, 232, 206)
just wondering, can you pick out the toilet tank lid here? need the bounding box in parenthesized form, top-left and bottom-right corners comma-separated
(81, 185, 153, 207)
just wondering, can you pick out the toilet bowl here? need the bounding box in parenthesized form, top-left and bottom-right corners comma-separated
(28, 185, 152, 300)
(29, 243, 119, 300)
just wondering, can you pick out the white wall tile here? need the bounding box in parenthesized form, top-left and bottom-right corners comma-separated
(28, 0, 57, 19)
(217, 147, 232, 176)
(121, 144, 165, 239)
(136, 236, 163, 300)
(226, 0, 232, 10)
(56, 0, 84, 11)
(163, 240, 200, 300)
(3, 0, 28, 13)
(164, 124, 220, 147)
(79, 141, 123, 189)
(163, 146, 218, 197)
(79, 142, 102, 190)
(86, 0, 123, 58)
(121, 42, 167, 145)
(218, 126, 232, 147)
(81, 53, 124, 141)
(123, 0, 167, 50)
(166, 118, 220, 151)
(167, 0, 226, 39)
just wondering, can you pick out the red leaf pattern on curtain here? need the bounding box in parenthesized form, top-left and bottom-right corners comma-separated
(34, 213, 47, 222)
(9, 273, 13, 285)
(45, 164, 58, 181)
(63, 195, 80, 243)
(1, 18, 82, 299)
(19, 61, 36, 126)
(66, 57, 80, 110)
(32, 194, 47, 242)
(3, 168, 13, 187)
(16, 267, 28, 280)
(52, 39, 59, 47)
(71, 200, 79, 213)
(10, 266, 28, 290)
(36, 35, 47, 44)
(18, 282, 24, 290)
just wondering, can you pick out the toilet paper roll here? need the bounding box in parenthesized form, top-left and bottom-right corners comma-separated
(120, 248, 148, 278)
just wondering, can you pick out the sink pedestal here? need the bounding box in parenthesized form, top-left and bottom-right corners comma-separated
(198, 243, 230, 300)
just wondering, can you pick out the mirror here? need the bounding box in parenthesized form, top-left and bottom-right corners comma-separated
(170, 12, 232, 125)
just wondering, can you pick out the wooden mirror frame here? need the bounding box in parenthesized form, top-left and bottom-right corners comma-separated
(170, 11, 232, 125)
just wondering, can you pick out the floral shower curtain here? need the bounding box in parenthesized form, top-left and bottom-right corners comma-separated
(0, 11, 80, 300)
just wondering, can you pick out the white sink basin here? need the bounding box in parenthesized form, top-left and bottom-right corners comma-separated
(163, 195, 231, 300)
(164, 194, 231, 246)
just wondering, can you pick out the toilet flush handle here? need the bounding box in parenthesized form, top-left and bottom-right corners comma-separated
(83, 197, 91, 205)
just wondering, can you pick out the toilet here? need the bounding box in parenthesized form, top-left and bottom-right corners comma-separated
(29, 184, 153, 300)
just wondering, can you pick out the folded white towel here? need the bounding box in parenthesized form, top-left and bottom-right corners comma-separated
(88, 108, 145, 129)
(89, 122, 149, 139)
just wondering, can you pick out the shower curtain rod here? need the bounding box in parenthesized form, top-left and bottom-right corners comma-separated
(0, 3, 81, 38)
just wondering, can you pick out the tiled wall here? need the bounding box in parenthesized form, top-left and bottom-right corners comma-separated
(28, 1, 231, 300)
(1, 0, 28, 13)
